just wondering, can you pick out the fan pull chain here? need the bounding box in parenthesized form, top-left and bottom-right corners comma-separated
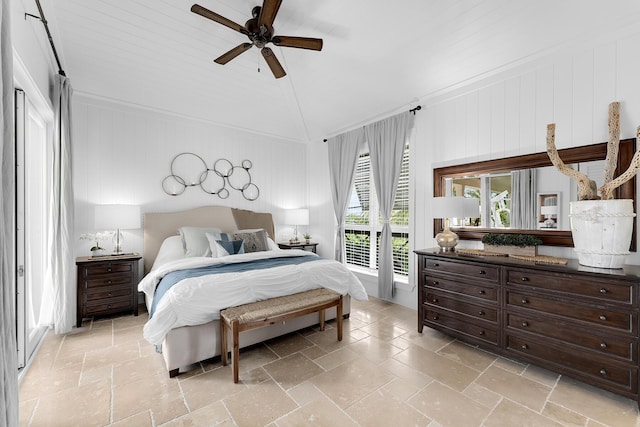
(257, 51, 261, 73)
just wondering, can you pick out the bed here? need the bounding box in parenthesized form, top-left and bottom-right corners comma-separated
(139, 206, 368, 377)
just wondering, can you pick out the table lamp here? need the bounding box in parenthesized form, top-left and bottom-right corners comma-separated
(432, 197, 479, 252)
(95, 204, 141, 255)
(541, 205, 558, 228)
(284, 208, 309, 244)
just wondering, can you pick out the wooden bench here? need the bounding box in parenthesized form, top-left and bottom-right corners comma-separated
(220, 288, 343, 383)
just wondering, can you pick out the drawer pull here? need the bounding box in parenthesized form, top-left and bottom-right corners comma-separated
(479, 290, 485, 295)
(521, 344, 528, 350)
(432, 315, 439, 320)
(479, 270, 486, 275)
(521, 321, 528, 327)
(433, 263, 440, 267)
(599, 315, 607, 321)
(432, 298, 438, 303)
(599, 368, 607, 376)
(432, 281, 438, 286)
(108, 268, 112, 273)
(107, 304, 112, 309)
(479, 330, 485, 335)
(108, 280, 112, 285)
(108, 292, 112, 297)
(521, 277, 529, 282)
(478, 310, 485, 316)
(600, 288, 607, 294)
(521, 298, 528, 304)
(600, 342, 607, 349)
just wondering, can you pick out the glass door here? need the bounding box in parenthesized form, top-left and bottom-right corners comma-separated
(15, 89, 50, 370)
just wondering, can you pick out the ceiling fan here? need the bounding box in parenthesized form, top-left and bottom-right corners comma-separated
(191, 0, 323, 79)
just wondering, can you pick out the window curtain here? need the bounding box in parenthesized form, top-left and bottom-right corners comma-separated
(364, 111, 413, 300)
(327, 128, 365, 262)
(510, 169, 537, 229)
(46, 74, 75, 334)
(0, 0, 18, 424)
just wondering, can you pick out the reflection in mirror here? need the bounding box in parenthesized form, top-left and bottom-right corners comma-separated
(433, 139, 636, 248)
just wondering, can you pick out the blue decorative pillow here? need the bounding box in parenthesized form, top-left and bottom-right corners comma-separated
(215, 239, 245, 256)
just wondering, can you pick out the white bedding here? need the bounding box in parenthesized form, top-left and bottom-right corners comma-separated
(139, 249, 368, 345)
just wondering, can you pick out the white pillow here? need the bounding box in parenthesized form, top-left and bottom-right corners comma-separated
(151, 235, 185, 270)
(205, 231, 223, 257)
(267, 237, 279, 251)
(178, 226, 222, 257)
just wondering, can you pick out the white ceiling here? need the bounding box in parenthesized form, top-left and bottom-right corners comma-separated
(39, 0, 640, 143)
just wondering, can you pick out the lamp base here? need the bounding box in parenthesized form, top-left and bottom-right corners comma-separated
(436, 228, 459, 252)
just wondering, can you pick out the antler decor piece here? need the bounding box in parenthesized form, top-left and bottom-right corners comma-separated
(546, 101, 640, 200)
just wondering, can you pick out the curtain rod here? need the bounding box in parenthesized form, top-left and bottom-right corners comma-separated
(25, 0, 66, 76)
(323, 105, 421, 142)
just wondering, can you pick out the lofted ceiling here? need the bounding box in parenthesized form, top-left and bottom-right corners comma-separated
(35, 0, 640, 143)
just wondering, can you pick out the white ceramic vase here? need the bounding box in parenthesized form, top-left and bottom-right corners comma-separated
(569, 199, 635, 269)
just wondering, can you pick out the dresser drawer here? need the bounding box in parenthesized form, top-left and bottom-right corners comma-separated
(425, 289, 498, 322)
(423, 258, 499, 282)
(507, 290, 635, 333)
(423, 274, 498, 302)
(424, 306, 498, 345)
(506, 333, 637, 393)
(82, 261, 133, 277)
(506, 268, 633, 305)
(506, 312, 636, 360)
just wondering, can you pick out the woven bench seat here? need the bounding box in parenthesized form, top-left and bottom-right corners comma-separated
(220, 288, 343, 383)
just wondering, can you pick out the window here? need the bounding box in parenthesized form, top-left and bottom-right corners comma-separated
(344, 146, 409, 276)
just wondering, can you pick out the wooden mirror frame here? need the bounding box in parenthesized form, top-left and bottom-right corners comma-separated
(433, 138, 637, 250)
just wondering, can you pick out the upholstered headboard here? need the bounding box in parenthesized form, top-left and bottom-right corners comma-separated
(143, 206, 275, 273)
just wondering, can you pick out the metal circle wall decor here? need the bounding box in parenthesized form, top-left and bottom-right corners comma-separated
(162, 152, 260, 201)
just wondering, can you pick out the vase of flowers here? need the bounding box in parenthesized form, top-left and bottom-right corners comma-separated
(80, 231, 112, 257)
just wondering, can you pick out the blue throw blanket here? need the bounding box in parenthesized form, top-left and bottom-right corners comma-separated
(150, 255, 319, 317)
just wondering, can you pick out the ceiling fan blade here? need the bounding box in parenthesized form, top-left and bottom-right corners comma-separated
(272, 36, 323, 51)
(258, 0, 282, 28)
(261, 47, 286, 79)
(214, 43, 253, 65)
(191, 4, 247, 35)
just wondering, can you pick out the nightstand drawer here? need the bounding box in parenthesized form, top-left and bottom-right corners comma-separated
(82, 262, 133, 277)
(85, 285, 133, 302)
(84, 298, 134, 316)
(84, 273, 132, 289)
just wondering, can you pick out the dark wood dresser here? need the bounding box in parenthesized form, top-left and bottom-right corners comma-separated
(416, 248, 640, 404)
(76, 254, 142, 327)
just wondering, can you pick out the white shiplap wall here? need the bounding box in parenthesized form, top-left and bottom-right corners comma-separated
(72, 94, 307, 258)
(309, 29, 640, 309)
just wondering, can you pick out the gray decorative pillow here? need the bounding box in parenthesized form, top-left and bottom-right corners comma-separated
(178, 226, 221, 257)
(233, 229, 269, 253)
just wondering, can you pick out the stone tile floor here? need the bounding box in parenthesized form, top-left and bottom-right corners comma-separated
(19, 297, 640, 426)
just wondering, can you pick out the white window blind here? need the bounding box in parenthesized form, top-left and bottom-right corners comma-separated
(344, 146, 410, 276)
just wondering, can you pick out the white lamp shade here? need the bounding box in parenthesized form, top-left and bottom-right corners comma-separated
(95, 204, 141, 230)
(284, 208, 309, 225)
(541, 206, 558, 215)
(431, 197, 479, 219)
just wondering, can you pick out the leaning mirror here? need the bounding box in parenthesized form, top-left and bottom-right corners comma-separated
(433, 139, 637, 249)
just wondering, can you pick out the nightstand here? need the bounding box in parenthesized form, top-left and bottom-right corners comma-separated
(277, 241, 318, 253)
(75, 253, 142, 327)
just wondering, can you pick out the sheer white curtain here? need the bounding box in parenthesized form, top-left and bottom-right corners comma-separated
(510, 169, 537, 229)
(1, 0, 19, 424)
(46, 74, 75, 334)
(327, 128, 365, 262)
(364, 112, 413, 300)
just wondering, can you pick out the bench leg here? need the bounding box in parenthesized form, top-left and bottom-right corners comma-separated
(337, 296, 343, 341)
(220, 317, 228, 366)
(232, 320, 240, 383)
(319, 309, 326, 331)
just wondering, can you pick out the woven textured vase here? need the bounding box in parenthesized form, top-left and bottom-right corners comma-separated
(569, 199, 635, 269)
